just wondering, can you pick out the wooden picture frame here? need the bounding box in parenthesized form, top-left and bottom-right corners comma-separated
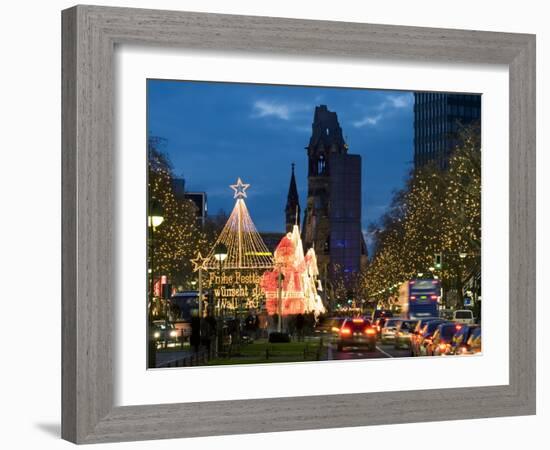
(62, 5, 536, 444)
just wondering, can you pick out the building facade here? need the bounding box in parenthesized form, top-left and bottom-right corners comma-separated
(184, 192, 208, 226)
(414, 93, 481, 169)
(172, 178, 208, 226)
(301, 105, 367, 297)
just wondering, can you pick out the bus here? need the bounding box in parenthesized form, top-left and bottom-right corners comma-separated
(399, 279, 440, 319)
(169, 291, 201, 341)
(170, 291, 200, 320)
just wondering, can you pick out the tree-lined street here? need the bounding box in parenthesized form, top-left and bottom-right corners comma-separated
(146, 86, 482, 368)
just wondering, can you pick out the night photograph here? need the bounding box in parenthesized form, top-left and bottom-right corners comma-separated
(146, 80, 481, 368)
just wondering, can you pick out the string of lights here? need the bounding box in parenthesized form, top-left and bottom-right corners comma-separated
(362, 125, 481, 300)
(204, 178, 274, 269)
(148, 145, 207, 287)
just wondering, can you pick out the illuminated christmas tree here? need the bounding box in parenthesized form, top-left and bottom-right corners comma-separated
(204, 177, 274, 269)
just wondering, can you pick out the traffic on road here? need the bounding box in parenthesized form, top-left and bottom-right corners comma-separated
(317, 309, 481, 360)
(151, 277, 481, 367)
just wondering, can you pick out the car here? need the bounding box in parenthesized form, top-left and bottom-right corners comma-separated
(456, 326, 482, 355)
(371, 310, 393, 321)
(336, 317, 377, 352)
(410, 317, 439, 356)
(372, 318, 383, 337)
(413, 319, 448, 356)
(453, 309, 476, 325)
(170, 291, 199, 320)
(449, 323, 480, 355)
(466, 327, 482, 354)
(394, 320, 419, 350)
(428, 322, 460, 356)
(380, 318, 403, 344)
(373, 315, 394, 338)
(439, 309, 455, 320)
(151, 320, 179, 348)
(314, 317, 346, 341)
(172, 320, 192, 341)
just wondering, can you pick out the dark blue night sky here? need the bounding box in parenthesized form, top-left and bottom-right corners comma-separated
(147, 80, 414, 239)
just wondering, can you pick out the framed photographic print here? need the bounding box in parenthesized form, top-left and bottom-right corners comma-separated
(62, 5, 536, 444)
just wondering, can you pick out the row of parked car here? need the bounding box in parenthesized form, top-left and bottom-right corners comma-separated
(377, 316, 481, 356)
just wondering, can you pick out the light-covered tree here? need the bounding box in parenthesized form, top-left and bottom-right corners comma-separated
(148, 138, 208, 289)
(361, 123, 481, 307)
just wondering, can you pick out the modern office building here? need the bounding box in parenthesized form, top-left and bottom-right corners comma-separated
(184, 192, 208, 226)
(301, 105, 367, 292)
(414, 93, 481, 169)
(172, 177, 186, 197)
(171, 178, 208, 226)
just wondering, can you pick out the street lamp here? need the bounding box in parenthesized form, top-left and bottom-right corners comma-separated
(214, 243, 228, 262)
(457, 252, 468, 308)
(148, 199, 164, 228)
(213, 243, 227, 354)
(148, 198, 164, 312)
(147, 198, 164, 367)
(213, 243, 228, 317)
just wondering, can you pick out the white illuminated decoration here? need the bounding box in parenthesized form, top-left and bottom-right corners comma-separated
(291, 224, 326, 317)
(229, 177, 250, 199)
(205, 178, 273, 269)
(260, 224, 326, 317)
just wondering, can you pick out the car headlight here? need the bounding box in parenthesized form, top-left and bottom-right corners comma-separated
(154, 331, 160, 338)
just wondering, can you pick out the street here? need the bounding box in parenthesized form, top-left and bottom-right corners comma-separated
(145, 83, 482, 371)
(327, 342, 411, 360)
(153, 337, 413, 367)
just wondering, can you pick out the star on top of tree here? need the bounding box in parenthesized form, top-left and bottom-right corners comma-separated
(191, 251, 208, 272)
(229, 177, 250, 199)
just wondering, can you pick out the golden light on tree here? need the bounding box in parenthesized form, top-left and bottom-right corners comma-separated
(360, 123, 481, 306)
(148, 139, 209, 288)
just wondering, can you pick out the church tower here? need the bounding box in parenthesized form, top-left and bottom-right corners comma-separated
(302, 105, 366, 301)
(285, 163, 301, 233)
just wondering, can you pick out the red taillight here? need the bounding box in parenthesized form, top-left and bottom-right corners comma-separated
(352, 318, 364, 324)
(409, 281, 416, 285)
(340, 327, 351, 336)
(410, 295, 416, 300)
(455, 325, 462, 330)
(430, 295, 438, 300)
(432, 280, 438, 284)
(365, 328, 376, 335)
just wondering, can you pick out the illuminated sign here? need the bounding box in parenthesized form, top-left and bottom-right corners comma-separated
(204, 269, 266, 310)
